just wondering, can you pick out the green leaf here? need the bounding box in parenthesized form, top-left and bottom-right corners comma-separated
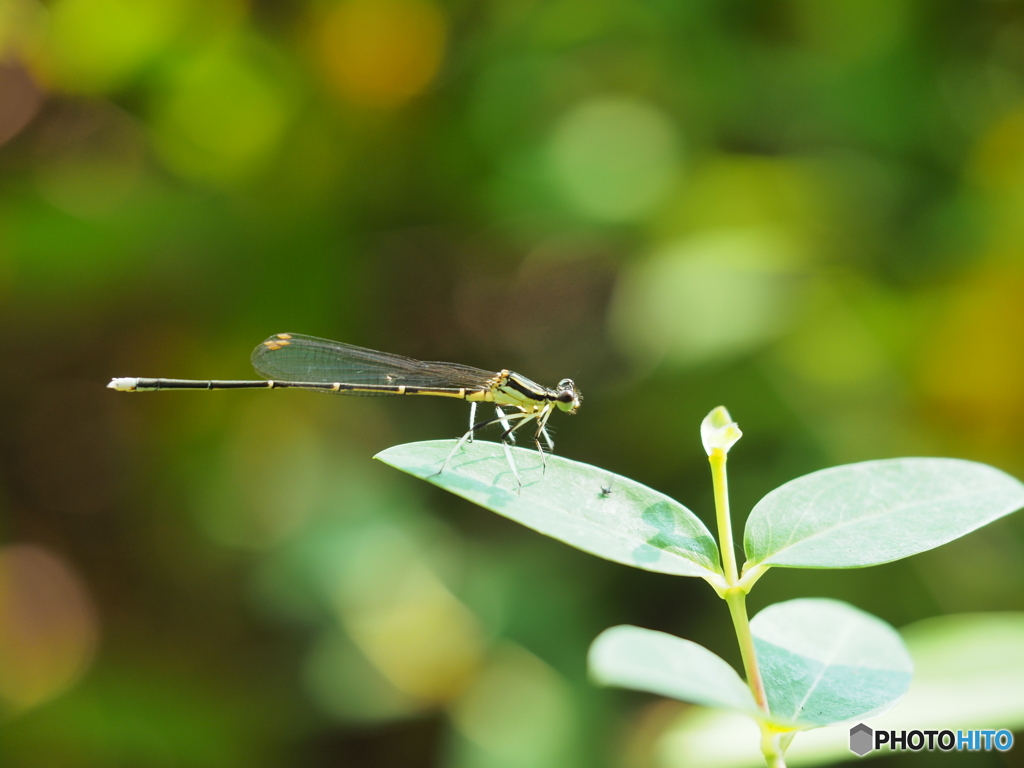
(744, 458, 1024, 569)
(752, 598, 912, 728)
(589, 625, 760, 716)
(375, 440, 721, 580)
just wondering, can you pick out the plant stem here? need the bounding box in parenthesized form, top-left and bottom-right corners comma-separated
(709, 450, 738, 584)
(709, 428, 785, 767)
(725, 587, 768, 712)
(710, 449, 770, 713)
(759, 726, 789, 768)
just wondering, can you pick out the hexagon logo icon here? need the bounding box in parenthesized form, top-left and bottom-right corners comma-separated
(849, 723, 873, 756)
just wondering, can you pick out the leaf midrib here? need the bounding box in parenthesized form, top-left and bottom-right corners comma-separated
(751, 479, 1004, 565)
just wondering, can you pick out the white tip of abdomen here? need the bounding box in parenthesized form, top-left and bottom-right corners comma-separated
(108, 377, 139, 391)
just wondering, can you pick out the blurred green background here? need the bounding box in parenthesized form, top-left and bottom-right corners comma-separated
(3, 0, 1024, 766)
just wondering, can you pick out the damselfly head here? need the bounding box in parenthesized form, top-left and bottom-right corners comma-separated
(555, 378, 581, 413)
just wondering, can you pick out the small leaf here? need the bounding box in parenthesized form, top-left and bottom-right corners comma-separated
(376, 440, 722, 580)
(744, 458, 1024, 569)
(701, 406, 742, 455)
(752, 598, 912, 727)
(589, 625, 760, 716)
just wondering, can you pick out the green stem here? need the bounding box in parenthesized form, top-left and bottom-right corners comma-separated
(710, 448, 770, 713)
(725, 588, 768, 712)
(709, 439, 784, 767)
(709, 451, 738, 585)
(759, 726, 789, 768)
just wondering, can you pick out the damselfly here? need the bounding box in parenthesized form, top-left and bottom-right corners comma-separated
(109, 333, 582, 486)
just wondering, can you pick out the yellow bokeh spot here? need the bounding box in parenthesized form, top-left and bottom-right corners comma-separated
(35, 0, 185, 94)
(303, 629, 423, 722)
(656, 154, 823, 239)
(918, 265, 1024, 446)
(150, 34, 294, 183)
(774, 281, 889, 389)
(610, 227, 808, 367)
(0, 0, 47, 62)
(315, 0, 446, 108)
(0, 545, 99, 711)
(332, 526, 483, 703)
(969, 106, 1024, 192)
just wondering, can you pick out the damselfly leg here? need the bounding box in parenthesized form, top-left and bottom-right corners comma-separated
(438, 408, 537, 488)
